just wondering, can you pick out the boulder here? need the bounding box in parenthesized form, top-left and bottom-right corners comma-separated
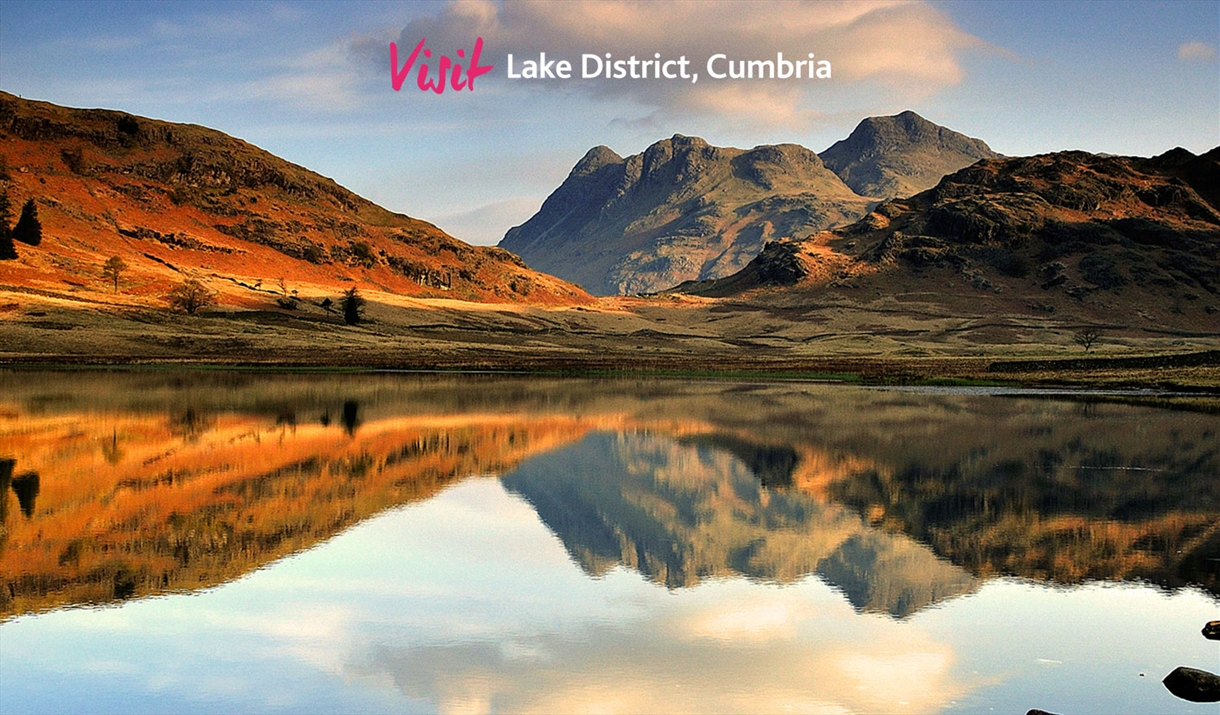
(1163, 666, 1220, 702)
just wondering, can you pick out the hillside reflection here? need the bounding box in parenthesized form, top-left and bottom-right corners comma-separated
(1, 371, 1217, 618)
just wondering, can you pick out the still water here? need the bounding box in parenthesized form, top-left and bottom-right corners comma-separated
(0, 371, 1217, 714)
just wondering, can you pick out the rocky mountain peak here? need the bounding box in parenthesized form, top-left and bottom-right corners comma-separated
(571, 145, 623, 177)
(820, 111, 1000, 199)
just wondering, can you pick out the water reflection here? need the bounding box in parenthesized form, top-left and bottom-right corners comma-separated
(0, 372, 1216, 619)
(1, 372, 1218, 713)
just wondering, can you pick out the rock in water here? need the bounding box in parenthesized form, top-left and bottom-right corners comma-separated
(1163, 666, 1220, 702)
(1204, 620, 1220, 640)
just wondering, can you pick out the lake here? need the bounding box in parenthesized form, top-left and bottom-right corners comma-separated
(0, 371, 1217, 714)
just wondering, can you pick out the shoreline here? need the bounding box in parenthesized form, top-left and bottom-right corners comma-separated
(3, 349, 1219, 394)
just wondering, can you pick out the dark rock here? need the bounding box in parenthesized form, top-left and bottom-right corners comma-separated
(1026, 710, 1060, 715)
(1163, 666, 1220, 702)
(1204, 620, 1220, 640)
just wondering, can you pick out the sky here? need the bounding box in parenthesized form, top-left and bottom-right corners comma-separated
(1, 0, 1217, 245)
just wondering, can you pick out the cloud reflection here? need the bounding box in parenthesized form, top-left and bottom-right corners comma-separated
(320, 479, 972, 715)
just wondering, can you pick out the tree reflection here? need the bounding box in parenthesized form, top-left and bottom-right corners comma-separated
(169, 407, 214, 442)
(11, 471, 39, 518)
(101, 428, 125, 465)
(0, 458, 11, 550)
(341, 400, 361, 436)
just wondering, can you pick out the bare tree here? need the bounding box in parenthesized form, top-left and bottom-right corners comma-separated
(167, 278, 215, 314)
(102, 256, 127, 293)
(275, 277, 299, 310)
(1073, 329, 1100, 353)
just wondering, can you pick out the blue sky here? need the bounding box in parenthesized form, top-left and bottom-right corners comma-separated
(1, 0, 1217, 244)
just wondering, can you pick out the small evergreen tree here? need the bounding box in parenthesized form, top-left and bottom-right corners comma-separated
(0, 232, 15, 260)
(12, 199, 41, 246)
(341, 287, 365, 325)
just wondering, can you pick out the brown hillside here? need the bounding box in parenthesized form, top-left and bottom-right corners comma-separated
(0, 92, 591, 310)
(678, 149, 1220, 336)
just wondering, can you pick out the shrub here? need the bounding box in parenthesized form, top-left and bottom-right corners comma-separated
(167, 278, 215, 314)
(350, 241, 377, 268)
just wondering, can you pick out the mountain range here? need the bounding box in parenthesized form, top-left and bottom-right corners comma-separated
(500, 111, 999, 295)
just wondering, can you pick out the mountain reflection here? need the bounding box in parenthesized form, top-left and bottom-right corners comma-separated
(501, 432, 978, 616)
(0, 372, 1216, 619)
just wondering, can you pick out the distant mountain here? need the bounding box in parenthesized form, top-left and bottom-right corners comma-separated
(819, 110, 1001, 200)
(500, 113, 999, 296)
(677, 147, 1220, 332)
(501, 135, 872, 295)
(0, 92, 590, 309)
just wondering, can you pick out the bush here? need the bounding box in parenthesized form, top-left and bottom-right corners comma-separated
(1079, 253, 1127, 289)
(167, 278, 215, 314)
(350, 241, 377, 268)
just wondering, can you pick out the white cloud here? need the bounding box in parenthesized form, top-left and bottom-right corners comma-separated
(382, 0, 987, 128)
(430, 197, 546, 245)
(1178, 41, 1217, 63)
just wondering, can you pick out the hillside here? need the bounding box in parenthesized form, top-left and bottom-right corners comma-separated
(819, 110, 1001, 199)
(678, 148, 1220, 335)
(500, 113, 997, 296)
(0, 92, 591, 311)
